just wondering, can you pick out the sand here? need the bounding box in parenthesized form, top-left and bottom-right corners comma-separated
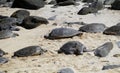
(0, 1, 120, 73)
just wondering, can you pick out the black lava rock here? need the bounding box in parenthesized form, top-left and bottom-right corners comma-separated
(21, 16, 49, 29)
(12, 0, 45, 10)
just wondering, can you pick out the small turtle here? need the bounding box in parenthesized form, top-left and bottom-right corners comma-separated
(13, 46, 47, 57)
(21, 16, 49, 29)
(0, 57, 8, 64)
(44, 28, 83, 39)
(58, 41, 92, 55)
(94, 42, 113, 57)
(102, 65, 120, 70)
(10, 10, 30, 25)
(0, 49, 6, 57)
(103, 25, 120, 35)
(57, 68, 74, 73)
(77, 7, 98, 15)
(79, 23, 106, 33)
(0, 30, 18, 39)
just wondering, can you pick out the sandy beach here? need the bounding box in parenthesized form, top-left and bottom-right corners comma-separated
(0, 1, 120, 73)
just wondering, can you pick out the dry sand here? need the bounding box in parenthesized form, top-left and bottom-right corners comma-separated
(0, 1, 120, 73)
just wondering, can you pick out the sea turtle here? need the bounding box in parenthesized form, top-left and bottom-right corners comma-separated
(21, 16, 49, 29)
(0, 17, 20, 31)
(0, 30, 18, 39)
(79, 23, 106, 33)
(58, 41, 92, 55)
(13, 46, 47, 57)
(44, 28, 83, 39)
(103, 25, 120, 35)
(0, 57, 8, 64)
(10, 10, 30, 25)
(77, 7, 98, 15)
(0, 17, 19, 39)
(94, 42, 113, 57)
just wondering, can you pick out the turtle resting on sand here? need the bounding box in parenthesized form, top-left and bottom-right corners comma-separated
(103, 25, 120, 35)
(13, 46, 47, 57)
(79, 23, 106, 33)
(58, 41, 93, 55)
(44, 28, 83, 39)
(94, 42, 113, 57)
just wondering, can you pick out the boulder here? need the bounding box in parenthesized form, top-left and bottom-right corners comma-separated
(12, 0, 45, 10)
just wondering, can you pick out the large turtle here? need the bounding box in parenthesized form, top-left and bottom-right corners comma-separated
(13, 46, 47, 57)
(79, 23, 106, 33)
(103, 25, 120, 35)
(58, 41, 92, 55)
(94, 42, 113, 57)
(44, 28, 83, 39)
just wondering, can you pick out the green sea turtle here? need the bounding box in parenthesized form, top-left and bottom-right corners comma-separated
(45, 28, 83, 39)
(13, 46, 47, 57)
(58, 41, 92, 55)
